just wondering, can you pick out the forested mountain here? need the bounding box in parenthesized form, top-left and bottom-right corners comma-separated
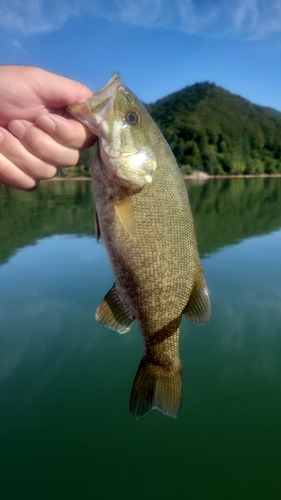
(62, 83, 281, 177)
(148, 83, 281, 175)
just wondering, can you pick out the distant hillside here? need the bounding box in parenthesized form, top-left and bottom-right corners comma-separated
(63, 82, 281, 177)
(147, 83, 281, 175)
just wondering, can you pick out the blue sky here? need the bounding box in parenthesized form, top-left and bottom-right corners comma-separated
(1, 0, 281, 110)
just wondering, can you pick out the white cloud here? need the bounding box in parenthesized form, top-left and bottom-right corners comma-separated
(229, 0, 281, 39)
(233, 0, 257, 32)
(110, 0, 164, 26)
(1, 0, 281, 39)
(0, 0, 79, 34)
(9, 39, 29, 56)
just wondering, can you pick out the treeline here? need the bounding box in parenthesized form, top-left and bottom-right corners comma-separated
(60, 82, 281, 177)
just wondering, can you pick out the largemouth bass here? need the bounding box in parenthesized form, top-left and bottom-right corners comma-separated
(67, 73, 211, 418)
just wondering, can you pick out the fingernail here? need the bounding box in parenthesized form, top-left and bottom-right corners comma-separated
(27, 180, 40, 192)
(36, 115, 56, 133)
(8, 120, 27, 139)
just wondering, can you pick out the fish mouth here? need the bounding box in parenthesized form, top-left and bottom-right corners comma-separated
(66, 72, 121, 133)
(94, 72, 121, 97)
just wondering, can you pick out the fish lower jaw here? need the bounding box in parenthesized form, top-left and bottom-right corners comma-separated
(104, 164, 147, 190)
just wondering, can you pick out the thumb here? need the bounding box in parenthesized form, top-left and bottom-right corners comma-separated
(30, 67, 94, 109)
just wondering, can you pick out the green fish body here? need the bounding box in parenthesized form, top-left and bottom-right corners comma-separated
(67, 73, 211, 418)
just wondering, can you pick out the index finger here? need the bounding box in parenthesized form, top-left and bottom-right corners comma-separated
(36, 112, 97, 149)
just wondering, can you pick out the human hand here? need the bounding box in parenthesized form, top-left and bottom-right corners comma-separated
(0, 66, 96, 190)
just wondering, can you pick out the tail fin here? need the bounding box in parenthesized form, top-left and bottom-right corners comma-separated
(129, 358, 182, 419)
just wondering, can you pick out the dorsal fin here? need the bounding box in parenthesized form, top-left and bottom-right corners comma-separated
(183, 267, 211, 325)
(114, 193, 136, 238)
(96, 283, 134, 334)
(94, 204, 101, 242)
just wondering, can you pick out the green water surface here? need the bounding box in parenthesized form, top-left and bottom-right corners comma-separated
(1, 178, 281, 500)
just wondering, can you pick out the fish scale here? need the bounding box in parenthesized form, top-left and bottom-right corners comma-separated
(67, 72, 211, 418)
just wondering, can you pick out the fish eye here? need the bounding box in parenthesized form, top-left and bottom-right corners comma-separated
(126, 111, 139, 125)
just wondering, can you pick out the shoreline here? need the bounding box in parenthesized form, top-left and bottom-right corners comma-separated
(185, 172, 281, 180)
(48, 177, 92, 181)
(48, 172, 281, 182)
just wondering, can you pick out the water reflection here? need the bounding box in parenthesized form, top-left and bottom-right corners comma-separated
(1, 177, 281, 265)
(188, 176, 281, 255)
(0, 180, 94, 264)
(1, 179, 281, 499)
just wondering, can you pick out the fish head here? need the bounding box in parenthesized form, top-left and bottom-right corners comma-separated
(67, 72, 157, 190)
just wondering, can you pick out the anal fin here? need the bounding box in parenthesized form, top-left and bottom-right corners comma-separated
(183, 267, 211, 325)
(96, 283, 134, 334)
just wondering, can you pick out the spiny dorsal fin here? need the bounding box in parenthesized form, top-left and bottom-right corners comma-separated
(94, 204, 101, 242)
(183, 267, 211, 325)
(96, 283, 134, 334)
(114, 193, 136, 238)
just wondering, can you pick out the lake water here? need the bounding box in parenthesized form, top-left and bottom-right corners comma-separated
(1, 178, 281, 499)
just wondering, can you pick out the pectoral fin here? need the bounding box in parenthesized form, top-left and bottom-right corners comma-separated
(183, 268, 211, 325)
(114, 194, 136, 238)
(96, 283, 134, 334)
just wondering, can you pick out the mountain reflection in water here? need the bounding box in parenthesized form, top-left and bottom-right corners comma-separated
(1, 177, 281, 264)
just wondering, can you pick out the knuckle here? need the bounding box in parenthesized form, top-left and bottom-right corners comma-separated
(51, 149, 79, 168)
(39, 166, 57, 181)
(27, 133, 47, 157)
(26, 130, 78, 167)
